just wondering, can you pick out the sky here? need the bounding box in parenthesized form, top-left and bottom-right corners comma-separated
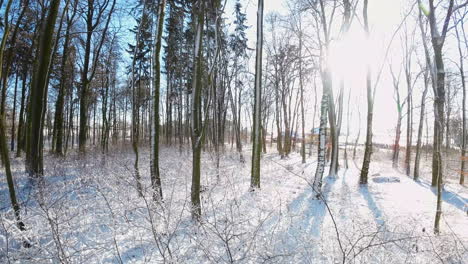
(116, 0, 464, 146)
(231, 0, 457, 145)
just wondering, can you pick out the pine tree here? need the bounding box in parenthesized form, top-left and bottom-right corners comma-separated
(229, 0, 249, 163)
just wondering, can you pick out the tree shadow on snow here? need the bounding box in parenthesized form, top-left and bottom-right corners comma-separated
(415, 180, 468, 213)
(286, 174, 338, 237)
(359, 185, 386, 227)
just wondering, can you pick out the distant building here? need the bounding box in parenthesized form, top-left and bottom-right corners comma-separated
(307, 127, 330, 144)
(273, 128, 330, 144)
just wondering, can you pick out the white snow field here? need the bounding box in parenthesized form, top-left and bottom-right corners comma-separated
(0, 146, 466, 263)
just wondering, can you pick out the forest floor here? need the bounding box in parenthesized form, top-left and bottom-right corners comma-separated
(0, 144, 467, 263)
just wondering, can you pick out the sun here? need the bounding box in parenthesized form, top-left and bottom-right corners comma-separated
(327, 28, 378, 87)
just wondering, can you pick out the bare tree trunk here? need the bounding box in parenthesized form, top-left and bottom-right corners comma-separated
(360, 0, 372, 185)
(16, 70, 27, 157)
(299, 31, 306, 163)
(151, 0, 166, 201)
(455, 16, 466, 185)
(251, 0, 264, 189)
(425, 0, 453, 234)
(78, 0, 116, 153)
(10, 74, 18, 151)
(0, 0, 27, 236)
(53, 3, 76, 156)
(404, 49, 414, 177)
(0, 115, 26, 232)
(313, 92, 328, 194)
(310, 76, 318, 157)
(28, 0, 61, 178)
(393, 115, 402, 167)
(190, 0, 205, 219)
(344, 90, 351, 169)
(274, 78, 284, 158)
(389, 66, 404, 168)
(414, 67, 429, 180)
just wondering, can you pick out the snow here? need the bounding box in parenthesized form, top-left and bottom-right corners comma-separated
(0, 145, 466, 263)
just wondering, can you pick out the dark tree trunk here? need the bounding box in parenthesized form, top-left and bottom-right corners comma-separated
(53, 7, 75, 155)
(16, 70, 27, 157)
(190, 0, 205, 219)
(360, 0, 373, 185)
(28, 0, 61, 177)
(151, 0, 166, 201)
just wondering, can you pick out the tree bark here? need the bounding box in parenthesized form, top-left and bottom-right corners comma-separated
(360, 0, 373, 185)
(414, 67, 429, 180)
(28, 0, 61, 178)
(0, 0, 27, 235)
(455, 16, 466, 185)
(53, 4, 76, 155)
(426, 0, 452, 234)
(190, 0, 205, 219)
(313, 92, 328, 194)
(151, 0, 166, 201)
(10, 74, 18, 151)
(251, 0, 264, 189)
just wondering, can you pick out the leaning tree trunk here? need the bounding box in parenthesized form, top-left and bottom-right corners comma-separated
(0, 115, 26, 232)
(0, 0, 27, 234)
(251, 0, 264, 189)
(0, 0, 28, 116)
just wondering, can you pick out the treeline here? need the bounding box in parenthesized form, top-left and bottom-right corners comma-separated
(0, 0, 466, 239)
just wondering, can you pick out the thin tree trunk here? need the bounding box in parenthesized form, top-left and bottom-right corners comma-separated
(0, 0, 27, 235)
(299, 35, 306, 163)
(190, 0, 205, 219)
(10, 74, 18, 151)
(0, 115, 26, 232)
(414, 68, 429, 180)
(455, 18, 466, 185)
(16, 70, 27, 157)
(251, 0, 264, 189)
(360, 0, 373, 185)
(426, 0, 451, 234)
(313, 92, 328, 194)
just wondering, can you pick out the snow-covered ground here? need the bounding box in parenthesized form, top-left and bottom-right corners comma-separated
(0, 145, 466, 263)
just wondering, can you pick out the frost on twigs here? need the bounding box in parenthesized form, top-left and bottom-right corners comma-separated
(0, 148, 465, 263)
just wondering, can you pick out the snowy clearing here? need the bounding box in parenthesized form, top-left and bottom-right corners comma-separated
(0, 146, 466, 263)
